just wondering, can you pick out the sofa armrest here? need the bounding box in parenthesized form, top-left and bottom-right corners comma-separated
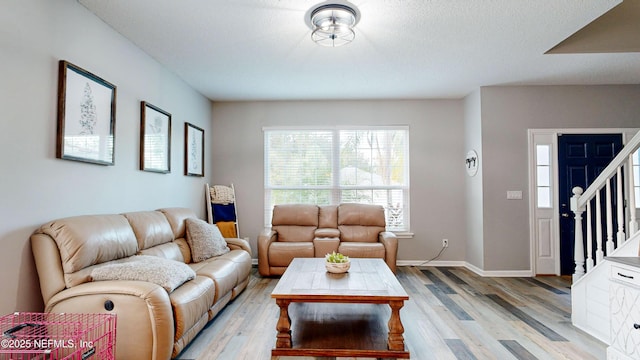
(315, 228, 340, 238)
(258, 229, 277, 276)
(225, 237, 252, 256)
(379, 231, 398, 273)
(46, 280, 174, 360)
(31, 233, 66, 306)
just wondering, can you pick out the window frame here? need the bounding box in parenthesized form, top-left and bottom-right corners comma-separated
(263, 126, 410, 232)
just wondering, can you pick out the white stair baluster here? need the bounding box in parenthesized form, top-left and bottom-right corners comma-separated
(606, 179, 614, 255)
(616, 167, 625, 247)
(595, 190, 604, 263)
(571, 187, 585, 282)
(586, 200, 594, 272)
(629, 154, 638, 234)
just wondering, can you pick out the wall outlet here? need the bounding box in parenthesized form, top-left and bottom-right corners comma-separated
(442, 239, 449, 248)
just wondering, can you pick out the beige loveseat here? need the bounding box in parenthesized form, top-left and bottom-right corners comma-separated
(258, 203, 398, 276)
(30, 207, 252, 360)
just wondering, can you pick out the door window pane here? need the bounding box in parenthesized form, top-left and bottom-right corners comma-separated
(536, 145, 552, 208)
(537, 187, 551, 208)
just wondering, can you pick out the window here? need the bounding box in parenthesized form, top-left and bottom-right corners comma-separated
(536, 144, 551, 208)
(264, 127, 410, 231)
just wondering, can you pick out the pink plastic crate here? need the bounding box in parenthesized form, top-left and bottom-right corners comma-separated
(0, 312, 116, 360)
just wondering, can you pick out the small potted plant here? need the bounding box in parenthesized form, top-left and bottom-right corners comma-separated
(325, 251, 350, 273)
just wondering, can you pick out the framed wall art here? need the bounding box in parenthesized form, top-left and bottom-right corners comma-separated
(140, 101, 171, 173)
(184, 122, 204, 177)
(57, 60, 117, 165)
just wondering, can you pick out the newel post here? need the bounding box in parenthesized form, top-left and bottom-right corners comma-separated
(571, 187, 585, 282)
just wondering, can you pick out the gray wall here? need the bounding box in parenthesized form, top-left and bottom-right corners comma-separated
(0, 0, 212, 314)
(464, 90, 484, 270)
(210, 100, 467, 263)
(479, 85, 640, 271)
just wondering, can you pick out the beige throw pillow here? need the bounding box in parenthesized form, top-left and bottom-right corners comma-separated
(90, 255, 195, 292)
(185, 218, 230, 262)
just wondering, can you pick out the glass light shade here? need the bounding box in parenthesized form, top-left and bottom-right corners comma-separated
(310, 4, 357, 47)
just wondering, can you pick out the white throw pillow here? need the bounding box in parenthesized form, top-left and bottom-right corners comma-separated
(90, 255, 196, 292)
(185, 218, 230, 262)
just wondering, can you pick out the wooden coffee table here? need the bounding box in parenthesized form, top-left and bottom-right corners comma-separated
(270, 258, 410, 358)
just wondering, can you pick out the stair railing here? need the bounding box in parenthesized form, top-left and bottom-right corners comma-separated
(571, 131, 640, 282)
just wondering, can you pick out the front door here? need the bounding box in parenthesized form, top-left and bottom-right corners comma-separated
(557, 134, 623, 275)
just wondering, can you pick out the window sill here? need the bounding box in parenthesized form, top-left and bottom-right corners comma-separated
(392, 232, 414, 239)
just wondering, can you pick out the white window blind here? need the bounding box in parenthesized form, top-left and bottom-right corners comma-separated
(264, 127, 410, 231)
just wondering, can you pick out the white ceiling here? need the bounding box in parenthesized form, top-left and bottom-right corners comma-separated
(78, 0, 640, 101)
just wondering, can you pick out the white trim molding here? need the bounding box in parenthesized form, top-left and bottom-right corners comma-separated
(396, 260, 534, 277)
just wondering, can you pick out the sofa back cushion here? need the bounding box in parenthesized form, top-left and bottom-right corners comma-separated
(318, 205, 338, 228)
(338, 203, 386, 243)
(123, 211, 174, 250)
(137, 242, 186, 263)
(271, 204, 318, 242)
(157, 207, 198, 262)
(158, 207, 197, 239)
(35, 215, 138, 275)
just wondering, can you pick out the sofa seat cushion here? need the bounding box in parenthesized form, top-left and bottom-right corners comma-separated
(90, 255, 196, 292)
(268, 242, 314, 267)
(218, 250, 252, 281)
(169, 276, 215, 341)
(338, 242, 386, 259)
(189, 251, 250, 303)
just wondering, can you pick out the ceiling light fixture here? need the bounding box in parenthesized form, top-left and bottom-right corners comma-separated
(309, 3, 359, 47)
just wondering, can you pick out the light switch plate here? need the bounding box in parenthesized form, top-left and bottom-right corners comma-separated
(507, 191, 523, 200)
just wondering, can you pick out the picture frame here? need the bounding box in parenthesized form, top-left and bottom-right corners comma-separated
(184, 122, 204, 177)
(57, 60, 117, 165)
(140, 101, 171, 173)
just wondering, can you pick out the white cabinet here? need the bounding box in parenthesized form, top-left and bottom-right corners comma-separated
(609, 259, 640, 360)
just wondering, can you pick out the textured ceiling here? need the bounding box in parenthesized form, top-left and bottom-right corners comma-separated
(78, 0, 640, 101)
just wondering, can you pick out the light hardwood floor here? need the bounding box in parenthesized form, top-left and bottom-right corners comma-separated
(175, 266, 606, 360)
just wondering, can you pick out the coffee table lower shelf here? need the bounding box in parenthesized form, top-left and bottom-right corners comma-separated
(271, 302, 410, 359)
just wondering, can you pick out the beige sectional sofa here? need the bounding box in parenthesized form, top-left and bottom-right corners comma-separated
(30, 207, 252, 360)
(258, 203, 398, 276)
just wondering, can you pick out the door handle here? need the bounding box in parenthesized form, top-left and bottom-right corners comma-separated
(561, 213, 571, 218)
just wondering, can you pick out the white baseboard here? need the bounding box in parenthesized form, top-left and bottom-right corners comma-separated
(396, 260, 466, 267)
(252, 258, 534, 277)
(397, 260, 533, 277)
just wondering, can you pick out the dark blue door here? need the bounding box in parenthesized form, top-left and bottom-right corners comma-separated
(558, 134, 623, 275)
